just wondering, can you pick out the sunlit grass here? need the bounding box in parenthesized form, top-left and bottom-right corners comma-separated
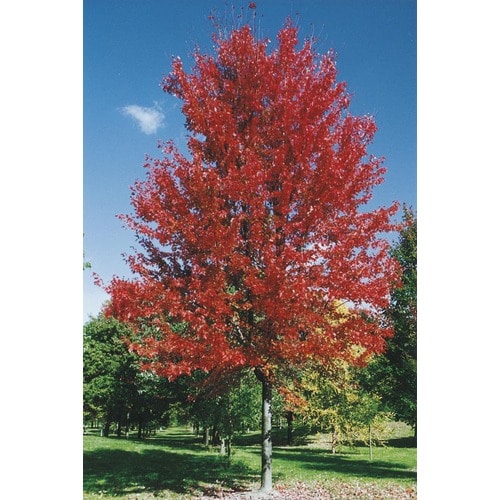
(83, 425, 416, 499)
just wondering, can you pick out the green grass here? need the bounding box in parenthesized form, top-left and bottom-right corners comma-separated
(83, 425, 416, 498)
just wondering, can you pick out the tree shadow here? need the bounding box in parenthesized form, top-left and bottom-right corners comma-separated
(234, 426, 313, 447)
(85, 429, 416, 496)
(84, 441, 257, 497)
(386, 436, 417, 448)
(271, 447, 417, 482)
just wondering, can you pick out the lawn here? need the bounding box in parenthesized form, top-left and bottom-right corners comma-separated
(83, 425, 416, 498)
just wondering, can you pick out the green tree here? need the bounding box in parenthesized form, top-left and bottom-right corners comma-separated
(188, 369, 261, 457)
(83, 315, 139, 436)
(128, 370, 178, 438)
(84, 315, 179, 437)
(359, 206, 417, 433)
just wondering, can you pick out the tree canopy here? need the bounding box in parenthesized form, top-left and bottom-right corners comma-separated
(99, 19, 401, 491)
(101, 21, 399, 380)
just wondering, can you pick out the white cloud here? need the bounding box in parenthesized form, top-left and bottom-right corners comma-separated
(121, 103, 165, 135)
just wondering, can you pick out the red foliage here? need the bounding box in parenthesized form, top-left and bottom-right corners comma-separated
(102, 22, 400, 381)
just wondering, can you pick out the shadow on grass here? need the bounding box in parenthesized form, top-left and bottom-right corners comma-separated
(386, 436, 417, 448)
(270, 447, 417, 482)
(84, 428, 415, 496)
(234, 426, 313, 448)
(84, 439, 257, 496)
(116, 430, 206, 453)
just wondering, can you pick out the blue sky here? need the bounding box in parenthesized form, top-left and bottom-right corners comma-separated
(84, 0, 417, 322)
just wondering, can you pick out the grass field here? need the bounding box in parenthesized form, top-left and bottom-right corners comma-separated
(83, 424, 416, 498)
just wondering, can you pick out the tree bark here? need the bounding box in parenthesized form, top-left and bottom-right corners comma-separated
(255, 368, 272, 493)
(369, 424, 373, 461)
(331, 431, 337, 454)
(286, 411, 294, 446)
(203, 427, 210, 446)
(103, 420, 111, 438)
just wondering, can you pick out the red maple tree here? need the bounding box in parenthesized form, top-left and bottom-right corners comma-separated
(101, 19, 400, 492)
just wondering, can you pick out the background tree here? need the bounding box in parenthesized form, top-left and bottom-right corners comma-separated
(296, 360, 391, 456)
(128, 370, 177, 439)
(101, 18, 400, 492)
(188, 369, 261, 457)
(359, 206, 417, 434)
(83, 315, 139, 436)
(83, 315, 175, 437)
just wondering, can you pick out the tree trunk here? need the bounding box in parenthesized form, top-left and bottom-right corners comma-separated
(255, 368, 272, 493)
(369, 424, 373, 461)
(331, 431, 337, 454)
(286, 411, 294, 446)
(203, 427, 210, 446)
(103, 420, 111, 438)
(211, 426, 219, 446)
(125, 412, 131, 438)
